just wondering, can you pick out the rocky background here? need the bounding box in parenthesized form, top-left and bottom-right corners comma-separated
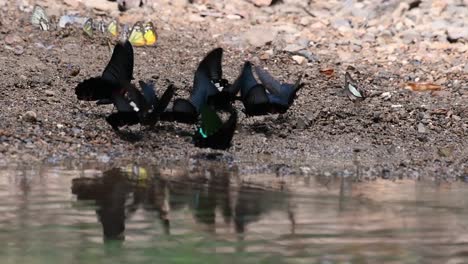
(0, 0, 466, 179)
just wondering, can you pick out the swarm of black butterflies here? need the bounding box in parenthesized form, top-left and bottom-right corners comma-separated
(75, 41, 304, 150)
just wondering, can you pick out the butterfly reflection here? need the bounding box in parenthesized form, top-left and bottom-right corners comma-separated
(71, 163, 292, 241)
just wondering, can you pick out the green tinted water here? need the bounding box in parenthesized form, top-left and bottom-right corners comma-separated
(1, 163, 468, 263)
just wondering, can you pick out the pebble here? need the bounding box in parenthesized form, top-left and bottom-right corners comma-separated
(4, 34, 22, 45)
(45, 90, 55, 97)
(283, 43, 305, 53)
(447, 27, 468, 41)
(331, 18, 351, 31)
(243, 26, 278, 47)
(23, 111, 37, 123)
(380, 92, 392, 100)
(292, 55, 306, 65)
(417, 123, 426, 133)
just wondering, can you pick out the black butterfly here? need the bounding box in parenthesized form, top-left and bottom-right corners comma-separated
(106, 81, 174, 130)
(254, 65, 303, 114)
(192, 105, 237, 150)
(171, 48, 237, 124)
(233, 61, 271, 116)
(75, 40, 134, 104)
(233, 61, 303, 116)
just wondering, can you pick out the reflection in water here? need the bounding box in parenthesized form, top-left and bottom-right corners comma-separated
(2, 163, 468, 263)
(71, 164, 292, 241)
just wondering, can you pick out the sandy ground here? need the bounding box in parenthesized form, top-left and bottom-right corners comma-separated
(0, 0, 466, 179)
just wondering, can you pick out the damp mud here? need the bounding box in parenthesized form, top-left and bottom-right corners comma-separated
(0, 0, 466, 179)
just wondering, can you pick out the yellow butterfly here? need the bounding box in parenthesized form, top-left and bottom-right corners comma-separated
(107, 20, 118, 37)
(128, 21, 158, 47)
(31, 5, 50, 31)
(128, 22, 146, 47)
(82, 18, 94, 37)
(143, 22, 157, 46)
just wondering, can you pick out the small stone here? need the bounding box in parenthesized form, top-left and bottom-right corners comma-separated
(243, 26, 278, 47)
(438, 146, 454, 158)
(226, 14, 242, 20)
(417, 123, 426, 133)
(283, 43, 305, 53)
(292, 55, 306, 65)
(14, 46, 24, 55)
(45, 90, 55, 97)
(4, 34, 22, 45)
(295, 118, 307, 129)
(296, 50, 319, 62)
(259, 52, 270, 60)
(447, 27, 468, 41)
(23, 111, 37, 122)
(380, 92, 392, 100)
(331, 18, 351, 31)
(299, 17, 312, 26)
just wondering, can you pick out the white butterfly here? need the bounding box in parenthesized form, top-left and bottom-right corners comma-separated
(31, 5, 50, 31)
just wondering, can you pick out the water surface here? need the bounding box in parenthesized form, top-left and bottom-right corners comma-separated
(1, 163, 468, 263)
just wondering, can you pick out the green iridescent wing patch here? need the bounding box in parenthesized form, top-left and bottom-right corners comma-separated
(199, 105, 222, 138)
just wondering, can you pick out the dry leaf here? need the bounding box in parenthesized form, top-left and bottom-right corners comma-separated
(319, 68, 334, 77)
(404, 82, 442, 91)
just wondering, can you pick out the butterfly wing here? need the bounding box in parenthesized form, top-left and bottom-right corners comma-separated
(101, 40, 134, 84)
(75, 77, 120, 101)
(345, 72, 364, 99)
(106, 112, 140, 130)
(107, 20, 118, 37)
(254, 66, 282, 96)
(154, 85, 175, 114)
(198, 48, 223, 82)
(232, 62, 259, 99)
(111, 93, 134, 112)
(138, 80, 156, 107)
(143, 22, 157, 46)
(199, 105, 223, 138)
(31, 6, 49, 30)
(172, 99, 198, 124)
(82, 18, 94, 37)
(189, 65, 218, 111)
(125, 84, 150, 115)
(128, 22, 146, 47)
(144, 85, 175, 126)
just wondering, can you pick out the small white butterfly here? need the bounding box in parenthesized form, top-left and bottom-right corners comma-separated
(345, 72, 365, 101)
(31, 5, 50, 31)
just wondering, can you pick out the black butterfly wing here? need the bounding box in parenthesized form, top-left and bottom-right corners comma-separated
(144, 85, 175, 126)
(138, 80, 156, 107)
(240, 84, 270, 116)
(198, 48, 223, 81)
(125, 84, 150, 116)
(154, 84, 175, 114)
(193, 108, 237, 150)
(75, 77, 120, 101)
(111, 92, 134, 112)
(172, 99, 198, 124)
(254, 66, 282, 96)
(106, 112, 139, 130)
(232, 62, 259, 99)
(284, 74, 304, 105)
(101, 40, 134, 83)
(189, 68, 217, 111)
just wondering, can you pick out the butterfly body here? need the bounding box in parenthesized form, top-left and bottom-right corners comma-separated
(107, 82, 175, 130)
(193, 106, 237, 150)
